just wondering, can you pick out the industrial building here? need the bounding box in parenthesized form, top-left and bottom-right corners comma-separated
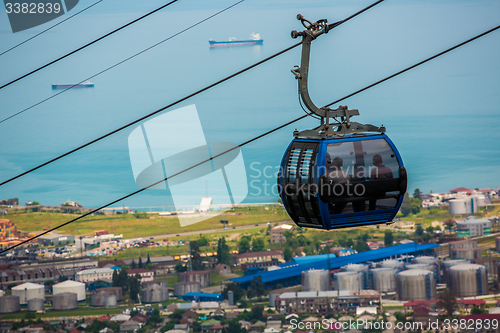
(76, 267, 114, 283)
(181, 292, 223, 302)
(127, 268, 153, 282)
(37, 234, 75, 246)
(274, 290, 380, 315)
(179, 270, 211, 287)
(455, 216, 492, 237)
(231, 242, 439, 289)
(0, 267, 62, 287)
(231, 250, 283, 266)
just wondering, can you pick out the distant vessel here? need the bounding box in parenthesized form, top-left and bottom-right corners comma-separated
(52, 81, 94, 89)
(209, 33, 263, 47)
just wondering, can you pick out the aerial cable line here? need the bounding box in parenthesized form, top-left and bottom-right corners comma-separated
(0, 0, 104, 57)
(0, 0, 382, 188)
(0, 0, 245, 125)
(0, 0, 179, 90)
(2, 13, 498, 255)
(0, 2, 387, 254)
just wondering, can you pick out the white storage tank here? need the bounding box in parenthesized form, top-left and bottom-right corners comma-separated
(448, 264, 488, 297)
(442, 259, 468, 284)
(379, 260, 405, 272)
(449, 199, 467, 215)
(450, 247, 481, 260)
(371, 268, 397, 292)
(302, 270, 330, 292)
(142, 284, 168, 303)
(342, 264, 370, 289)
(334, 271, 363, 291)
(53, 280, 86, 301)
(397, 269, 436, 301)
(11, 282, 45, 305)
(174, 282, 201, 297)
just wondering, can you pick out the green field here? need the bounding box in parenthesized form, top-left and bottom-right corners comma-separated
(5, 206, 288, 238)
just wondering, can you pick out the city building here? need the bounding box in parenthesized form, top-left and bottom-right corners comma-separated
(232, 250, 283, 266)
(37, 234, 75, 246)
(126, 268, 153, 282)
(275, 290, 381, 314)
(456, 216, 492, 237)
(270, 224, 295, 244)
(75, 267, 114, 283)
(0, 268, 62, 287)
(403, 299, 485, 313)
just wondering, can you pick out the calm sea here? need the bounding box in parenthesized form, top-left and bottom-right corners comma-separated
(0, 0, 499, 209)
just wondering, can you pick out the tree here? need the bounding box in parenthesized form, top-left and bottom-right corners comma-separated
(401, 192, 422, 216)
(222, 282, 244, 303)
(138, 257, 143, 268)
(413, 188, 422, 199)
(250, 275, 266, 300)
(147, 253, 151, 265)
(252, 237, 265, 252)
(190, 240, 204, 271)
(128, 274, 141, 303)
(238, 238, 251, 254)
(31, 201, 40, 206)
(353, 240, 370, 253)
(283, 230, 294, 241)
(384, 230, 394, 246)
(415, 225, 424, 237)
(131, 260, 137, 269)
(436, 289, 457, 317)
(217, 237, 232, 265)
(471, 306, 487, 314)
(174, 262, 187, 272)
(284, 247, 293, 262)
(445, 220, 455, 233)
(197, 235, 209, 247)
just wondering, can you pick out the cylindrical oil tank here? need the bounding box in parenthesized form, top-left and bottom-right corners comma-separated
(405, 263, 433, 271)
(27, 298, 45, 312)
(450, 247, 481, 260)
(11, 282, 45, 305)
(179, 270, 211, 287)
(449, 240, 478, 250)
(448, 264, 488, 297)
(96, 287, 123, 301)
(379, 260, 405, 272)
(413, 256, 440, 266)
(334, 271, 363, 291)
(104, 294, 117, 308)
(443, 259, 468, 284)
(302, 270, 330, 292)
(228, 291, 234, 306)
(449, 199, 467, 215)
(142, 280, 168, 289)
(0, 295, 20, 313)
(91, 291, 111, 307)
(371, 268, 397, 292)
(142, 285, 169, 303)
(342, 264, 370, 289)
(397, 270, 436, 301)
(52, 292, 78, 310)
(53, 280, 85, 301)
(174, 282, 201, 297)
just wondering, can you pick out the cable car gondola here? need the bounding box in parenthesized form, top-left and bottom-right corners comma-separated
(278, 15, 407, 230)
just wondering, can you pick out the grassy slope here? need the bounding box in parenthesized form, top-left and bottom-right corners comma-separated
(6, 206, 288, 238)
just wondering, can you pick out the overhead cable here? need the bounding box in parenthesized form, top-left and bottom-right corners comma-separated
(0, 0, 245, 125)
(0, 0, 179, 90)
(0, 0, 104, 57)
(0, 0, 383, 187)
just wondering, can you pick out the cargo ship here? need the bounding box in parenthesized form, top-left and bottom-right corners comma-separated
(52, 81, 94, 89)
(209, 33, 263, 47)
